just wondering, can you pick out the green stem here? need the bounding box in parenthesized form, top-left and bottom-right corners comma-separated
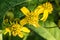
(23, 34, 29, 40)
(9, 33, 11, 40)
(9, 36, 11, 40)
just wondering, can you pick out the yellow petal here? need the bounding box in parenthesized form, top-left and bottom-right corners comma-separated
(34, 5, 44, 15)
(40, 10, 48, 22)
(22, 27, 30, 33)
(12, 31, 17, 36)
(34, 5, 42, 13)
(43, 2, 53, 14)
(20, 18, 27, 26)
(37, 8, 44, 15)
(4, 28, 11, 35)
(20, 7, 30, 16)
(18, 32, 24, 38)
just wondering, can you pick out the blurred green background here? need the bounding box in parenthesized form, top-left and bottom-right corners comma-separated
(0, 0, 60, 40)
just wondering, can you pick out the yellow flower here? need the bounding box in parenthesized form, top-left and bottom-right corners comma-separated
(20, 2, 53, 28)
(4, 23, 30, 38)
(20, 7, 41, 27)
(20, 2, 53, 27)
(40, 2, 53, 21)
(11, 23, 30, 38)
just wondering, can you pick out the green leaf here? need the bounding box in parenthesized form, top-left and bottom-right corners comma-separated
(47, 27, 60, 40)
(28, 25, 56, 40)
(44, 21, 57, 27)
(26, 21, 60, 40)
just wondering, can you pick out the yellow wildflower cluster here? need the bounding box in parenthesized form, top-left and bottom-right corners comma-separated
(20, 7, 40, 27)
(4, 22, 30, 38)
(20, 2, 53, 27)
(3, 2, 53, 38)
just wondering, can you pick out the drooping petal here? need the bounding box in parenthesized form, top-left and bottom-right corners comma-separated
(20, 7, 30, 16)
(18, 32, 24, 38)
(21, 27, 30, 33)
(34, 5, 44, 15)
(40, 10, 49, 22)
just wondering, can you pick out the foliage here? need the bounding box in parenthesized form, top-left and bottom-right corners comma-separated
(0, 0, 60, 40)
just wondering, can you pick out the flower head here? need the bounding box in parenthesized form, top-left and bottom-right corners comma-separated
(20, 7, 40, 27)
(4, 22, 30, 38)
(43, 2, 53, 13)
(40, 2, 53, 21)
